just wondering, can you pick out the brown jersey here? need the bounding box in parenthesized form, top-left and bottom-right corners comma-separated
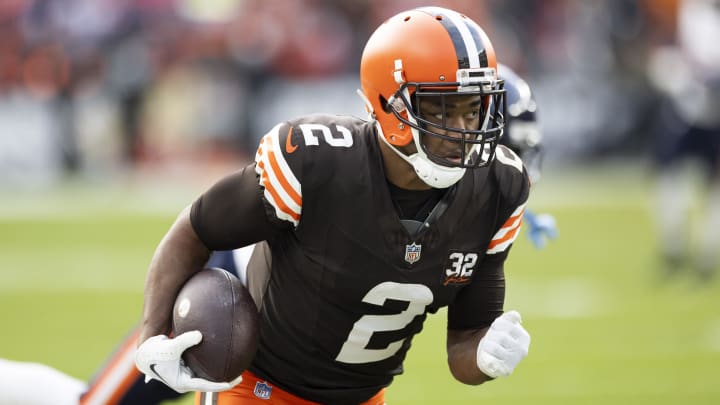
(190, 114, 530, 404)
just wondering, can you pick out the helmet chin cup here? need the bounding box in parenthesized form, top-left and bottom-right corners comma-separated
(407, 153, 466, 189)
(375, 122, 466, 189)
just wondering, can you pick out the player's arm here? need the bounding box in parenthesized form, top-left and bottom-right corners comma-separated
(136, 163, 280, 392)
(135, 206, 234, 393)
(446, 253, 530, 384)
(447, 312, 530, 384)
(138, 206, 210, 344)
(445, 252, 503, 384)
(447, 327, 492, 384)
(447, 167, 531, 384)
(139, 163, 276, 342)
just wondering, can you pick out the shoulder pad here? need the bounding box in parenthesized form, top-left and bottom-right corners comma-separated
(253, 115, 369, 227)
(492, 145, 530, 207)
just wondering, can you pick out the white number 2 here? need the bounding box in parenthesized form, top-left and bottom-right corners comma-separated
(299, 124, 353, 148)
(336, 282, 433, 364)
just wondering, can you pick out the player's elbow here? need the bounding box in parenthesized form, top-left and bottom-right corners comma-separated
(448, 357, 491, 385)
(446, 328, 494, 385)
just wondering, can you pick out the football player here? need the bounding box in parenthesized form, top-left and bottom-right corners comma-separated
(107, 63, 553, 405)
(0, 10, 552, 404)
(497, 64, 557, 250)
(649, 0, 720, 281)
(135, 6, 531, 405)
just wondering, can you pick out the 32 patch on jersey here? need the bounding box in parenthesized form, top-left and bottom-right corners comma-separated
(442, 251, 479, 286)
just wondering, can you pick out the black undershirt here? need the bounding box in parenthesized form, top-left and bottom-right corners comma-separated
(386, 181, 446, 221)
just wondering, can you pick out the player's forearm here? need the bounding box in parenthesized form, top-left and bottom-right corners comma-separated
(138, 206, 211, 345)
(446, 328, 493, 385)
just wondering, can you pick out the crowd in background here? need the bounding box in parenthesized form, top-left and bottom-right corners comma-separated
(0, 0, 717, 186)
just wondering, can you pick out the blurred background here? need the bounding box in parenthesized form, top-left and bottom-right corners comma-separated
(1, 0, 719, 404)
(0, 0, 711, 181)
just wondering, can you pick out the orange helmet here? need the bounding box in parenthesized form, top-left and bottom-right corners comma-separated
(360, 7, 505, 187)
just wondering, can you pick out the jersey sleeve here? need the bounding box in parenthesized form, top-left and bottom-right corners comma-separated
(254, 118, 343, 228)
(447, 250, 506, 330)
(486, 145, 531, 255)
(447, 145, 531, 330)
(254, 122, 304, 227)
(190, 163, 285, 251)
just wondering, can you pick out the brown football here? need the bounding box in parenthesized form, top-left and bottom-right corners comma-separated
(172, 267, 259, 382)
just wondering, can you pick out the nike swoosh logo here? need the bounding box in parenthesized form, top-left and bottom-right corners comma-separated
(284, 126, 297, 154)
(149, 364, 169, 385)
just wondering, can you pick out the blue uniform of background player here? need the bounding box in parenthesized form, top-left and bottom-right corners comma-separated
(647, 0, 720, 281)
(497, 64, 557, 250)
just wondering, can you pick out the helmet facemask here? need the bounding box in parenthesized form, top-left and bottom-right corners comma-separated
(385, 68, 506, 172)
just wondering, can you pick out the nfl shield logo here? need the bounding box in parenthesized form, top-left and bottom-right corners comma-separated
(404, 242, 422, 264)
(253, 381, 272, 400)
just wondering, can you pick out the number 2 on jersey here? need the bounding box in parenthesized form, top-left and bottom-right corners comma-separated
(336, 282, 433, 364)
(299, 124, 353, 148)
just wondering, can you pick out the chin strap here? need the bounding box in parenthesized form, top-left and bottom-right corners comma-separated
(359, 87, 466, 189)
(375, 121, 465, 189)
(356, 89, 376, 123)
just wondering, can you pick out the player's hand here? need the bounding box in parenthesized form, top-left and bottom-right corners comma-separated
(476, 311, 530, 378)
(135, 331, 242, 393)
(524, 210, 558, 249)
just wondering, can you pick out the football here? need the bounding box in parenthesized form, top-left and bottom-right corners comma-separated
(172, 267, 259, 382)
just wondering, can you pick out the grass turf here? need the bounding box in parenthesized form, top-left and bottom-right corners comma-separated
(1, 162, 718, 404)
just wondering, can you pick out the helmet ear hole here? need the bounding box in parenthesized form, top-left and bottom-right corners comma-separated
(379, 95, 392, 114)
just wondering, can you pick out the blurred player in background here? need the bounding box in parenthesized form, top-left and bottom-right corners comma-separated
(0, 249, 243, 405)
(648, 0, 720, 281)
(0, 23, 557, 405)
(498, 64, 557, 250)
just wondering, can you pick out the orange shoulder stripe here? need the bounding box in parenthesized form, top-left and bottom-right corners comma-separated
(261, 170, 301, 222)
(496, 211, 523, 233)
(266, 148, 302, 207)
(487, 219, 522, 250)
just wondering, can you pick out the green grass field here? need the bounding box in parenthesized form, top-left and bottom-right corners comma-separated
(1, 162, 719, 404)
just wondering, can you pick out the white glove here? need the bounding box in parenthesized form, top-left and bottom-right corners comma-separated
(135, 330, 242, 393)
(476, 311, 530, 378)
